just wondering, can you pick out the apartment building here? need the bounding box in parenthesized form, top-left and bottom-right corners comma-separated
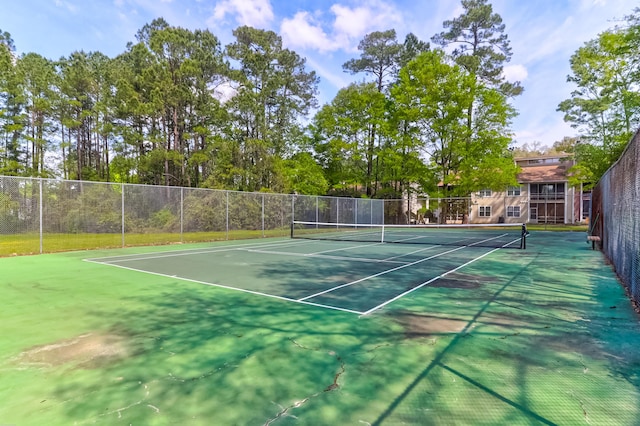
(469, 154, 588, 224)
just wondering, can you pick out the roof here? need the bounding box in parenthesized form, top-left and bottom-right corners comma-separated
(514, 153, 573, 162)
(517, 164, 569, 183)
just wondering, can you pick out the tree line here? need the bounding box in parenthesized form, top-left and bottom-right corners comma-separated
(558, 8, 640, 187)
(2, 1, 635, 198)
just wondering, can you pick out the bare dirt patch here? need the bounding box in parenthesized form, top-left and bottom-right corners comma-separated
(13, 333, 128, 369)
(391, 311, 468, 338)
(430, 272, 496, 289)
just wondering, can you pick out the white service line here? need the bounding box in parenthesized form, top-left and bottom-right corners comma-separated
(86, 258, 364, 315)
(379, 244, 441, 262)
(298, 233, 511, 302)
(360, 239, 521, 316)
(243, 249, 410, 264)
(84, 239, 310, 263)
(298, 245, 468, 301)
(304, 241, 384, 255)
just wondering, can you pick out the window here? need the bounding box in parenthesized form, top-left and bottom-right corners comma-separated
(479, 206, 491, 217)
(478, 189, 492, 197)
(507, 206, 521, 217)
(507, 186, 521, 196)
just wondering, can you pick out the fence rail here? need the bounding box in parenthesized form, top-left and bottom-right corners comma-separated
(591, 130, 640, 306)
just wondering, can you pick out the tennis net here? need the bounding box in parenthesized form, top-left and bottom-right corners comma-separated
(291, 221, 528, 249)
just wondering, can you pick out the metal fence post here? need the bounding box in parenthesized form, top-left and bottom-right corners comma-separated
(226, 190, 229, 240)
(180, 187, 184, 243)
(39, 178, 43, 254)
(121, 183, 125, 247)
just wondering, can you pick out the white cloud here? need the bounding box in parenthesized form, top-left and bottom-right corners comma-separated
(281, 1, 403, 53)
(331, 4, 373, 39)
(281, 11, 336, 52)
(331, 1, 402, 42)
(213, 0, 274, 28)
(503, 64, 528, 82)
(213, 80, 238, 103)
(514, 118, 577, 146)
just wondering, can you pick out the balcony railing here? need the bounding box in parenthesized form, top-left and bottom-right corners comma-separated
(529, 192, 565, 201)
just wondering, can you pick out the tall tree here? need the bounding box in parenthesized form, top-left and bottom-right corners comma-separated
(312, 82, 386, 196)
(224, 26, 319, 192)
(343, 29, 403, 92)
(342, 30, 408, 195)
(398, 33, 431, 69)
(432, 0, 522, 96)
(0, 30, 28, 175)
(432, 0, 522, 161)
(15, 53, 58, 176)
(120, 18, 229, 187)
(57, 51, 115, 181)
(392, 50, 517, 198)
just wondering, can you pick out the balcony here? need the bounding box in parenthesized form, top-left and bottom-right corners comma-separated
(529, 192, 565, 201)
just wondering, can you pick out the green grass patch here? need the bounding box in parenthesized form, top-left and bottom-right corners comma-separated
(0, 228, 290, 257)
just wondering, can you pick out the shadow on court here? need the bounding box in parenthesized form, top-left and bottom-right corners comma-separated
(0, 232, 639, 424)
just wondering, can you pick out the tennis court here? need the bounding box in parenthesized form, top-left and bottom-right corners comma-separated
(1, 229, 639, 424)
(85, 223, 527, 315)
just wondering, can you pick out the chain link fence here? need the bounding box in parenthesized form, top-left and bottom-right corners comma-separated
(384, 196, 473, 225)
(0, 177, 387, 255)
(2, 174, 590, 257)
(591, 131, 640, 306)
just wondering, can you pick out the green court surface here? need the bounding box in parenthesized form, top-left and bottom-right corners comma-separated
(1, 231, 639, 425)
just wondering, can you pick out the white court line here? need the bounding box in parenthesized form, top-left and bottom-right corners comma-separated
(84, 232, 520, 316)
(244, 241, 443, 264)
(360, 237, 521, 315)
(379, 244, 441, 262)
(84, 239, 310, 263)
(84, 258, 365, 315)
(298, 245, 465, 301)
(304, 241, 384, 255)
(85, 238, 295, 261)
(244, 249, 410, 264)
(298, 233, 510, 302)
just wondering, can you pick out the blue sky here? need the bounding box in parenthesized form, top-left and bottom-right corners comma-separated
(1, 0, 635, 147)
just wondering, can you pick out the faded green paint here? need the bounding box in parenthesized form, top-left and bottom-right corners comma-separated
(0, 233, 638, 425)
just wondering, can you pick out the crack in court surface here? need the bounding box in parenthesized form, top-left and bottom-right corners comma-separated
(264, 340, 346, 425)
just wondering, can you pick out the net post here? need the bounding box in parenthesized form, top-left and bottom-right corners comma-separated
(521, 223, 527, 250)
(290, 221, 294, 239)
(381, 224, 385, 243)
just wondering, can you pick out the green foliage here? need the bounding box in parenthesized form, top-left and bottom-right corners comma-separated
(342, 29, 403, 92)
(0, 191, 20, 233)
(182, 190, 226, 231)
(281, 152, 328, 195)
(558, 12, 640, 184)
(224, 26, 319, 192)
(432, 0, 522, 97)
(392, 50, 517, 196)
(2, 12, 523, 200)
(149, 208, 178, 231)
(312, 82, 387, 196)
